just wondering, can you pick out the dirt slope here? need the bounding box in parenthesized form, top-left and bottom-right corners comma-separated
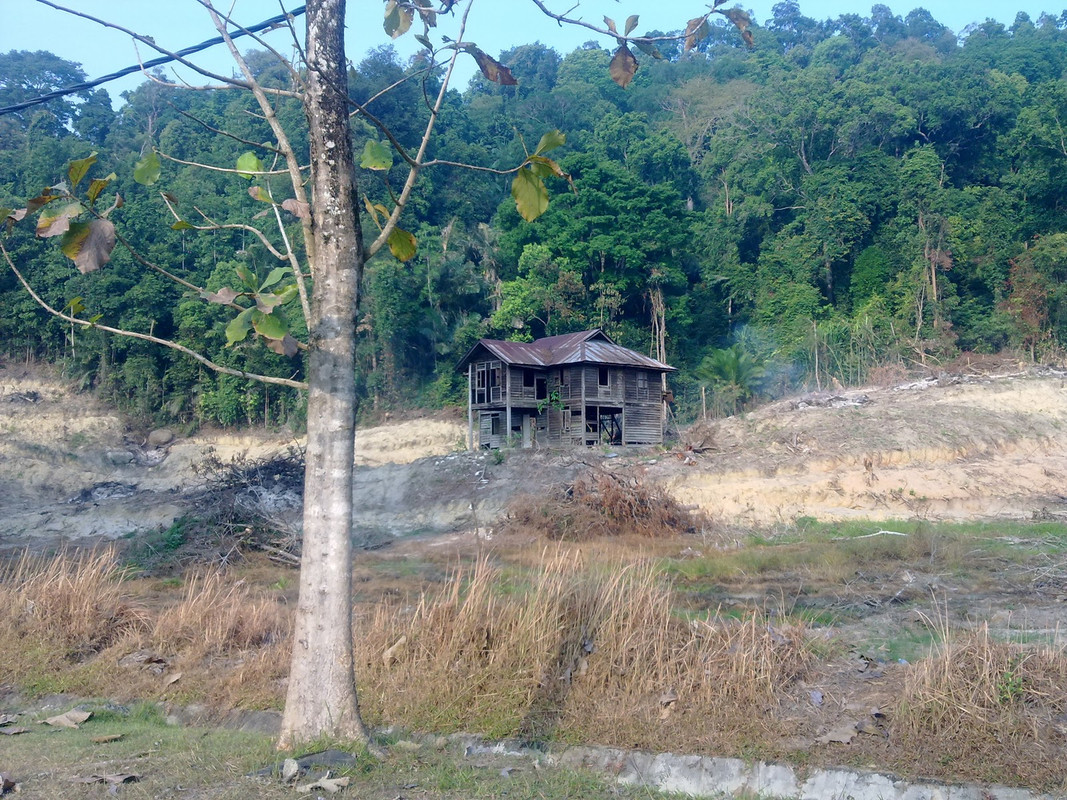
(659, 369, 1067, 526)
(1, 362, 1065, 551)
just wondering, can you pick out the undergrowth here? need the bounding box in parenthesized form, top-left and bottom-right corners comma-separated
(3, 530, 1067, 790)
(357, 552, 811, 751)
(504, 466, 707, 540)
(893, 621, 1067, 789)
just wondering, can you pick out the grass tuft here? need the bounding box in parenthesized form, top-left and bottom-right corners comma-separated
(358, 551, 811, 750)
(894, 619, 1067, 787)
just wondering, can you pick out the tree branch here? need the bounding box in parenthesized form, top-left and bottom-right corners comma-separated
(367, 0, 473, 259)
(527, 0, 714, 44)
(158, 191, 290, 263)
(192, 0, 306, 90)
(35, 0, 257, 91)
(172, 105, 286, 155)
(158, 150, 294, 176)
(0, 240, 307, 391)
(204, 1, 313, 325)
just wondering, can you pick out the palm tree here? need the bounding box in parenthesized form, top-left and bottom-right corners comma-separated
(695, 344, 766, 415)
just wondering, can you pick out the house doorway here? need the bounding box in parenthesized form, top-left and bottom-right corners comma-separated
(584, 405, 622, 446)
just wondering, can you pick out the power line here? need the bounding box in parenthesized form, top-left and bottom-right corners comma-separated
(0, 5, 306, 118)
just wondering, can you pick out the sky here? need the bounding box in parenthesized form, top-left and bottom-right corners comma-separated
(0, 0, 1057, 107)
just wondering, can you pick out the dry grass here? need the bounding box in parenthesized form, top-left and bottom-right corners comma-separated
(357, 551, 811, 751)
(6, 541, 1067, 790)
(0, 547, 291, 708)
(505, 467, 707, 540)
(0, 548, 148, 658)
(152, 570, 289, 655)
(893, 620, 1067, 787)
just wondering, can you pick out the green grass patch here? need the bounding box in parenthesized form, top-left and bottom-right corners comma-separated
(0, 707, 667, 799)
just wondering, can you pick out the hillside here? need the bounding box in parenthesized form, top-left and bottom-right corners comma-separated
(2, 360, 1065, 552)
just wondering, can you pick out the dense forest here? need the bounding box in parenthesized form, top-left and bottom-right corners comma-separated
(3, 3, 1067, 428)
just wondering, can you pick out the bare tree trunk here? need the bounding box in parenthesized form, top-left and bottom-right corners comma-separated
(278, 0, 371, 749)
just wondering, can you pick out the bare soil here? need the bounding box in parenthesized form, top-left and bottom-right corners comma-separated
(3, 360, 1067, 792)
(5, 360, 1065, 550)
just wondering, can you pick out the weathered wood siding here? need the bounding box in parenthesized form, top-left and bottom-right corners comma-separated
(477, 411, 506, 449)
(622, 402, 662, 444)
(470, 363, 663, 448)
(581, 365, 625, 405)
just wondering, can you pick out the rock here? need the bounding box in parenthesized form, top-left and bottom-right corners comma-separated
(147, 428, 174, 447)
(105, 450, 134, 465)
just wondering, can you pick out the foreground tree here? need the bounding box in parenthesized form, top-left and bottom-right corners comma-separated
(3, 0, 752, 748)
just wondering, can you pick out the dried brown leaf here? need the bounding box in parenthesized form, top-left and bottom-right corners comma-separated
(281, 198, 310, 219)
(43, 709, 92, 729)
(61, 218, 116, 274)
(609, 45, 638, 88)
(264, 333, 300, 358)
(466, 45, 517, 85)
(296, 775, 350, 793)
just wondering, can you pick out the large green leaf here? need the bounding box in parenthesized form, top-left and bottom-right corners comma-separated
(361, 140, 393, 171)
(534, 130, 566, 155)
(511, 167, 549, 222)
(67, 152, 97, 191)
(235, 264, 257, 290)
(259, 267, 288, 291)
(251, 308, 288, 340)
(225, 307, 255, 346)
(387, 227, 417, 262)
(133, 152, 161, 186)
(235, 152, 264, 180)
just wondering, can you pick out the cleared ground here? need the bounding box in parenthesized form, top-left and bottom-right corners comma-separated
(2, 359, 1067, 795)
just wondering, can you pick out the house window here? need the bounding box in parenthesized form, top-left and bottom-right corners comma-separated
(535, 377, 547, 401)
(598, 367, 609, 386)
(523, 369, 535, 388)
(474, 364, 487, 404)
(637, 372, 648, 390)
(491, 415, 501, 436)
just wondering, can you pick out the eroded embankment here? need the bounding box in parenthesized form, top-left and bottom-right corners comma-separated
(660, 373, 1067, 525)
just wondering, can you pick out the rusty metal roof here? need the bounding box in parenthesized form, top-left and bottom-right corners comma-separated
(457, 329, 675, 372)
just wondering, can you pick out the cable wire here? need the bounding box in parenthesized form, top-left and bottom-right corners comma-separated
(0, 5, 306, 118)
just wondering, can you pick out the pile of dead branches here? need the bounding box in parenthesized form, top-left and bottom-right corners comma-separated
(154, 446, 308, 567)
(505, 466, 707, 540)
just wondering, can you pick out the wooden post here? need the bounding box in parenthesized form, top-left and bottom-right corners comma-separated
(701, 385, 706, 420)
(580, 367, 587, 445)
(813, 319, 821, 392)
(467, 364, 474, 451)
(505, 366, 512, 448)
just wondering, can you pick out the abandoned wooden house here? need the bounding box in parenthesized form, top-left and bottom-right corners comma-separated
(456, 329, 675, 449)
